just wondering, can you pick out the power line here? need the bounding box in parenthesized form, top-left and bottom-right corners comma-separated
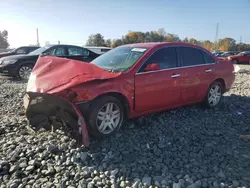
(214, 23, 219, 50)
(239, 36, 242, 51)
(36, 28, 40, 47)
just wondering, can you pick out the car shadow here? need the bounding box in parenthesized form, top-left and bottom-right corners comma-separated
(0, 74, 27, 83)
(84, 94, 250, 186)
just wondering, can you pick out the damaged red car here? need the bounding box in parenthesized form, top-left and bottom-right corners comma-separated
(23, 42, 235, 146)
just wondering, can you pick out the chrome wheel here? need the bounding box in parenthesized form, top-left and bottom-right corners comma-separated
(96, 102, 121, 134)
(19, 66, 32, 80)
(208, 84, 222, 106)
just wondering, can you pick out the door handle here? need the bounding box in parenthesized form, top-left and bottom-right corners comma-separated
(171, 74, 180, 78)
(205, 69, 212, 73)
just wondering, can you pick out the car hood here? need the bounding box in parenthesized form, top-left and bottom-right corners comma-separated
(0, 52, 12, 56)
(0, 54, 38, 60)
(27, 56, 121, 94)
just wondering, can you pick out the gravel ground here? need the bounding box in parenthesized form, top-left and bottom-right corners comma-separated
(0, 65, 250, 188)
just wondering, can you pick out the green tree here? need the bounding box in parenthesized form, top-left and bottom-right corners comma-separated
(86, 33, 105, 46)
(164, 33, 180, 42)
(0, 30, 9, 49)
(105, 39, 112, 47)
(111, 39, 123, 48)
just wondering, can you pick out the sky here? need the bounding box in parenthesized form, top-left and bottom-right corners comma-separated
(0, 0, 250, 48)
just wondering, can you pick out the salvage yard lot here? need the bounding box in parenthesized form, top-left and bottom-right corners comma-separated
(0, 65, 250, 188)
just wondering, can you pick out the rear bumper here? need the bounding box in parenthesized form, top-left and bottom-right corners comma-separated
(23, 92, 89, 147)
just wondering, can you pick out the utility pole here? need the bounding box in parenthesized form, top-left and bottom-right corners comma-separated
(36, 28, 40, 47)
(239, 36, 242, 51)
(214, 23, 219, 51)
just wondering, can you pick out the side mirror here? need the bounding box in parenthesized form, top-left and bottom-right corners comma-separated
(144, 63, 161, 72)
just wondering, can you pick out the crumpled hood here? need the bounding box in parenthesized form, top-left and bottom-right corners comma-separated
(27, 56, 121, 94)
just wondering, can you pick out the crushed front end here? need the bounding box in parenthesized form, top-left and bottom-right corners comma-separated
(23, 92, 89, 147)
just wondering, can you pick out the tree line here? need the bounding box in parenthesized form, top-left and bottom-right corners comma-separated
(1, 28, 250, 52)
(86, 28, 250, 52)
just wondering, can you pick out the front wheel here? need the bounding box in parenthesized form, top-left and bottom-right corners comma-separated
(232, 59, 238, 64)
(87, 96, 124, 138)
(18, 64, 33, 80)
(203, 81, 223, 108)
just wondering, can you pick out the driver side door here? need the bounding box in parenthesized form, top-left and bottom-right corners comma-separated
(134, 47, 183, 112)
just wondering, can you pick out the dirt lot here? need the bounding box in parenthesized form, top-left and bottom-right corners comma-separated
(0, 65, 250, 188)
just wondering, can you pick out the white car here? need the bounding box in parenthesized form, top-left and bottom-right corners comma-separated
(83, 46, 111, 55)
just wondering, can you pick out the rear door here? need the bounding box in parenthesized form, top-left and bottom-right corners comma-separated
(243, 52, 250, 63)
(177, 47, 216, 104)
(135, 47, 183, 112)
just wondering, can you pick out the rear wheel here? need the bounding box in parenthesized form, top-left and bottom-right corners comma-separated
(18, 64, 33, 80)
(87, 96, 124, 138)
(203, 81, 223, 108)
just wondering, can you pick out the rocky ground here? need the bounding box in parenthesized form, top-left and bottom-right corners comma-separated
(0, 65, 250, 188)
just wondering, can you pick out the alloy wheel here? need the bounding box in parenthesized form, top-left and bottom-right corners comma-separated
(96, 102, 121, 134)
(19, 66, 32, 80)
(208, 84, 222, 106)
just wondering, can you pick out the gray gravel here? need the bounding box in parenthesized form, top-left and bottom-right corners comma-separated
(0, 65, 250, 188)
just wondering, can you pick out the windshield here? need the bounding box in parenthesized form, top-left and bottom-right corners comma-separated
(28, 46, 51, 55)
(91, 46, 149, 72)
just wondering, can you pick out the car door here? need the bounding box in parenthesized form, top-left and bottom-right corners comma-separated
(67, 46, 92, 62)
(177, 47, 216, 104)
(134, 47, 182, 112)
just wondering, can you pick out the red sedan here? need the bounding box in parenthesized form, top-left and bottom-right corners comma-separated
(24, 42, 235, 146)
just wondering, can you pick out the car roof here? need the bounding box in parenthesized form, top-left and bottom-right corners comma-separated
(43, 44, 83, 48)
(122, 42, 204, 49)
(18, 46, 40, 48)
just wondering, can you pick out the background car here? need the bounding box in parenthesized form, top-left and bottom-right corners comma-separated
(0, 46, 39, 58)
(84, 46, 112, 55)
(0, 44, 100, 80)
(25, 42, 235, 139)
(227, 51, 250, 64)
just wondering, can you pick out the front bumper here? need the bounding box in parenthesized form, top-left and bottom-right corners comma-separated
(23, 92, 89, 147)
(0, 64, 17, 76)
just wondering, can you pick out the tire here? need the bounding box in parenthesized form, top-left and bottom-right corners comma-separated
(17, 64, 33, 80)
(203, 81, 223, 108)
(232, 59, 238, 64)
(87, 96, 124, 138)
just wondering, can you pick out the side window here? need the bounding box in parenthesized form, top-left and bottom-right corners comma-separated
(68, 47, 90, 56)
(48, 47, 66, 56)
(202, 51, 215, 64)
(140, 47, 178, 72)
(179, 47, 204, 66)
(16, 48, 27, 54)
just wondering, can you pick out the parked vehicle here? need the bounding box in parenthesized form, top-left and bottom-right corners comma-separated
(0, 46, 39, 58)
(0, 44, 100, 80)
(227, 51, 250, 64)
(24, 42, 235, 145)
(84, 46, 112, 54)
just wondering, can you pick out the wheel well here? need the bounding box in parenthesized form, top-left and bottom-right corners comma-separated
(214, 78, 226, 93)
(19, 62, 34, 68)
(95, 92, 130, 118)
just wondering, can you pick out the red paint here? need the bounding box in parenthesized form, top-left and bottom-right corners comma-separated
(27, 42, 235, 121)
(228, 53, 250, 64)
